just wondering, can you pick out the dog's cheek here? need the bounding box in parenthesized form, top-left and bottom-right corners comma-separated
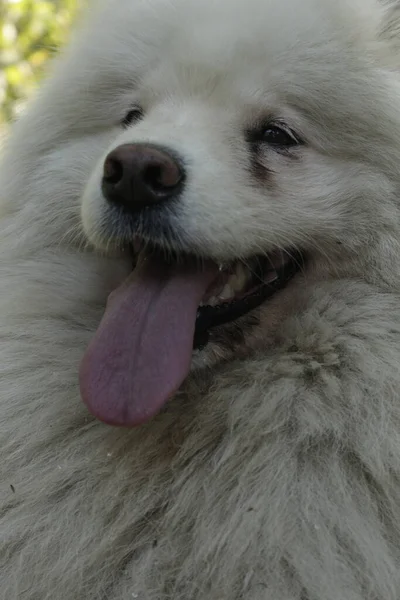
(248, 143, 278, 186)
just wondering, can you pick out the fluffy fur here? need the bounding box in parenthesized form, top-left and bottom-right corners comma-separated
(1, 0, 400, 598)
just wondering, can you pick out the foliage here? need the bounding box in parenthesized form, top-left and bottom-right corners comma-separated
(0, 0, 79, 123)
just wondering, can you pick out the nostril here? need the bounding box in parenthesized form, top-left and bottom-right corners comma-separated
(143, 165, 165, 193)
(143, 161, 183, 194)
(103, 157, 124, 185)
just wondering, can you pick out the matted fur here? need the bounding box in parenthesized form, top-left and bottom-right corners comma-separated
(1, 0, 400, 598)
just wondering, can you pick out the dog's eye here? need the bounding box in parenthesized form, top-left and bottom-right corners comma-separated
(122, 108, 143, 127)
(262, 125, 299, 147)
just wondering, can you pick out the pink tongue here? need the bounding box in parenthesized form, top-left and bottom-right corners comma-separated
(79, 257, 217, 427)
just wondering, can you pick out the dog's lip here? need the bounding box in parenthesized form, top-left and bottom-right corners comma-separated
(193, 251, 303, 349)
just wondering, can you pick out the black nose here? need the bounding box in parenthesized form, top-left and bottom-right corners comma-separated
(101, 143, 185, 212)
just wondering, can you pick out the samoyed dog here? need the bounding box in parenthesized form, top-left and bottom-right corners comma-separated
(1, 0, 400, 597)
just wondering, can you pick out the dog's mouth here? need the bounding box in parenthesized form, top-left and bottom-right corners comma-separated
(79, 244, 302, 428)
(194, 251, 302, 350)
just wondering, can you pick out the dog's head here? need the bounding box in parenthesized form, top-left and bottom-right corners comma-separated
(4, 0, 400, 426)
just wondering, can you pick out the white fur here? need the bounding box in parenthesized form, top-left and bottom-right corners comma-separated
(1, 0, 400, 598)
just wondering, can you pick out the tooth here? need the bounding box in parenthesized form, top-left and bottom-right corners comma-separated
(219, 284, 235, 300)
(229, 263, 248, 291)
(208, 296, 219, 306)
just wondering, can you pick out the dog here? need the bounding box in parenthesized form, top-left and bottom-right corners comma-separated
(1, 0, 400, 597)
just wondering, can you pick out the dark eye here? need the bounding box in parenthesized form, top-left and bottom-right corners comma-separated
(122, 108, 143, 127)
(261, 125, 300, 147)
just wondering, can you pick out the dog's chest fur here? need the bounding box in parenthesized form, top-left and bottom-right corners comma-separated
(1, 263, 400, 600)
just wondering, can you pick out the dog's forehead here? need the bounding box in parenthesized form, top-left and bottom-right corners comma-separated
(82, 0, 382, 100)
(98, 0, 380, 42)
(102, 0, 317, 60)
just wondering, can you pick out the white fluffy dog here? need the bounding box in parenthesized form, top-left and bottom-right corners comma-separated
(2, 0, 400, 597)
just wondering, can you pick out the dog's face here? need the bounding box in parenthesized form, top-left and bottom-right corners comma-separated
(82, 0, 391, 263)
(12, 0, 400, 425)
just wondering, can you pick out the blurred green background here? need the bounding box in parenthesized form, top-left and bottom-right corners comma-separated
(0, 0, 79, 124)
